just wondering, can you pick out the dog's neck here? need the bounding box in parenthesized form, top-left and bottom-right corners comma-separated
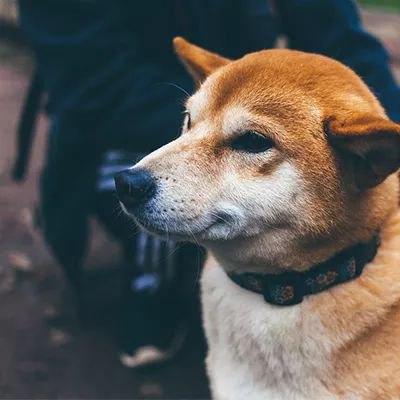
(207, 229, 371, 275)
(208, 232, 324, 275)
(227, 236, 379, 305)
(207, 181, 399, 276)
(211, 232, 379, 276)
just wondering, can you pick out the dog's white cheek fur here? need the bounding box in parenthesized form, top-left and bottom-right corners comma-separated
(201, 260, 338, 400)
(222, 159, 303, 231)
(207, 160, 313, 273)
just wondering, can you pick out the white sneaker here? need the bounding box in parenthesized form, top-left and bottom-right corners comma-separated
(119, 325, 187, 368)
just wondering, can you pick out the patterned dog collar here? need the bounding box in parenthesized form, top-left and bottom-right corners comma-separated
(227, 236, 380, 306)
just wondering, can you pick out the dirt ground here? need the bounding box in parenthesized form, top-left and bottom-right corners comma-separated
(0, 8, 399, 400)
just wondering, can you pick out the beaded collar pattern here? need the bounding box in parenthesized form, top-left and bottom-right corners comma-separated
(227, 236, 380, 306)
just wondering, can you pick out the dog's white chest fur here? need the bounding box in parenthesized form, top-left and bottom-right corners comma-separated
(201, 261, 337, 400)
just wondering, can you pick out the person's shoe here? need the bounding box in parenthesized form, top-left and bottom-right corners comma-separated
(119, 323, 187, 368)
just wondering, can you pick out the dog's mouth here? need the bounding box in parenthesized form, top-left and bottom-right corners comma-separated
(125, 207, 234, 242)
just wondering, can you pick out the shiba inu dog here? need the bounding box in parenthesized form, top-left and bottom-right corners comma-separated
(115, 37, 400, 399)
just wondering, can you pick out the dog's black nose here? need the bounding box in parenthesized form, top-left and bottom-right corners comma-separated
(114, 169, 156, 209)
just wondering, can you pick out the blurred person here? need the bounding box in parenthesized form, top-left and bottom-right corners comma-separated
(17, 0, 400, 367)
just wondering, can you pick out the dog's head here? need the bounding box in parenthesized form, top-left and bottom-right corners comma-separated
(116, 38, 400, 272)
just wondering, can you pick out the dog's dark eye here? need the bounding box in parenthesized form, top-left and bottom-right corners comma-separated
(230, 131, 273, 153)
(183, 111, 191, 130)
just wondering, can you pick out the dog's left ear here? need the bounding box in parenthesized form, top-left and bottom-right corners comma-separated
(327, 114, 400, 191)
(173, 37, 231, 85)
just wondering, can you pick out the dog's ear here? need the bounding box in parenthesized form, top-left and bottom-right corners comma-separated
(173, 37, 231, 85)
(327, 114, 400, 191)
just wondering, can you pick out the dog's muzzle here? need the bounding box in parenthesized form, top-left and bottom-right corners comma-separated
(114, 169, 156, 211)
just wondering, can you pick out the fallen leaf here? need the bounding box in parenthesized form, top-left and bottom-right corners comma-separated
(43, 305, 58, 319)
(8, 251, 32, 272)
(139, 382, 164, 397)
(49, 328, 71, 347)
(0, 265, 15, 293)
(19, 208, 34, 229)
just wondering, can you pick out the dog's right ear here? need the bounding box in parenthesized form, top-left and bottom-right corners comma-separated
(326, 114, 400, 191)
(173, 37, 231, 85)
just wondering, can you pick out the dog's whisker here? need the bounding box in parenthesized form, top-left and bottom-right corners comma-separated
(166, 242, 183, 258)
(209, 211, 230, 225)
(185, 225, 202, 286)
(112, 205, 125, 218)
(163, 220, 169, 241)
(160, 81, 190, 98)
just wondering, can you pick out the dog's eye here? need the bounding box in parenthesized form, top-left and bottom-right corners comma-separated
(230, 131, 273, 153)
(183, 111, 191, 130)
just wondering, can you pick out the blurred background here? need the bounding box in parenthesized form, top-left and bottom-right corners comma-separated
(0, 1, 399, 399)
